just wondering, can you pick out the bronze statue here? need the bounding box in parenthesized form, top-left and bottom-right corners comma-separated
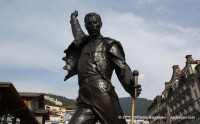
(62, 11, 142, 124)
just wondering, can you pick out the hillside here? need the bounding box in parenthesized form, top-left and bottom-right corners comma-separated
(119, 97, 153, 116)
(44, 94, 153, 116)
(44, 93, 76, 106)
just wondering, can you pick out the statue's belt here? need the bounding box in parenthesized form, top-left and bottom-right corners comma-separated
(78, 75, 112, 89)
(78, 75, 114, 94)
(79, 75, 102, 84)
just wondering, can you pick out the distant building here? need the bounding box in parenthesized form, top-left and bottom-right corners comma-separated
(54, 99, 63, 106)
(44, 95, 63, 106)
(45, 105, 66, 122)
(19, 92, 50, 124)
(147, 55, 200, 124)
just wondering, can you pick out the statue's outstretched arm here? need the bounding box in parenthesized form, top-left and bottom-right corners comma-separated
(70, 11, 85, 40)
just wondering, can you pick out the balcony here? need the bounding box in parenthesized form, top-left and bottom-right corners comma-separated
(187, 109, 199, 116)
(169, 87, 190, 105)
(171, 99, 194, 115)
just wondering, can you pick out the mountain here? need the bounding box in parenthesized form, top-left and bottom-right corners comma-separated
(44, 93, 76, 106)
(119, 97, 153, 116)
(44, 94, 153, 116)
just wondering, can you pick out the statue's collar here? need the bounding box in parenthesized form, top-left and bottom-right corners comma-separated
(89, 35, 103, 40)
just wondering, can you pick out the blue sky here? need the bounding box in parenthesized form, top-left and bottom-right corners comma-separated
(0, 0, 200, 100)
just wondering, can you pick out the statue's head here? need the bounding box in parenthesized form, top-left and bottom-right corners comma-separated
(84, 12, 102, 37)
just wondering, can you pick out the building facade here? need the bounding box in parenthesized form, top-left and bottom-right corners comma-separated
(45, 105, 66, 122)
(19, 92, 50, 124)
(44, 95, 63, 106)
(148, 55, 200, 124)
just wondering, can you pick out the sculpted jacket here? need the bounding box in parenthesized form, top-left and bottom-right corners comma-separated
(62, 17, 134, 95)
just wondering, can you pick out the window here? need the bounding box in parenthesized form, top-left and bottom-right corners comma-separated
(191, 103, 195, 110)
(186, 70, 190, 78)
(182, 99, 185, 104)
(187, 106, 190, 112)
(198, 77, 200, 84)
(184, 109, 187, 114)
(198, 100, 200, 109)
(173, 84, 177, 90)
(194, 89, 198, 99)
(180, 88, 183, 93)
(173, 105, 176, 110)
(189, 79, 195, 88)
(30, 99, 39, 110)
(179, 112, 182, 116)
(186, 95, 189, 101)
(169, 108, 172, 112)
(183, 85, 186, 90)
(171, 97, 173, 101)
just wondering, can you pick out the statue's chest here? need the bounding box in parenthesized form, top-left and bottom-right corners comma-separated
(81, 39, 108, 62)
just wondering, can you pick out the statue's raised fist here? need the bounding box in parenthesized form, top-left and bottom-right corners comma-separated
(71, 11, 78, 19)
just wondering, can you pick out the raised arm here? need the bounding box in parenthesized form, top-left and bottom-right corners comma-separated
(70, 11, 85, 40)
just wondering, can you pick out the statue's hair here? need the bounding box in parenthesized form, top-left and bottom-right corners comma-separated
(84, 12, 102, 23)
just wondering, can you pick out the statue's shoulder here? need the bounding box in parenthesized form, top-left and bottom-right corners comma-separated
(101, 37, 122, 47)
(64, 35, 89, 55)
(72, 35, 90, 47)
(102, 37, 125, 60)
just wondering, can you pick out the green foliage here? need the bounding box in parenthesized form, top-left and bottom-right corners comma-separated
(45, 93, 76, 106)
(44, 99, 57, 106)
(119, 97, 153, 116)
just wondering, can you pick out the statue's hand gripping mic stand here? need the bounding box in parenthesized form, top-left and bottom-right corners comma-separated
(131, 70, 139, 124)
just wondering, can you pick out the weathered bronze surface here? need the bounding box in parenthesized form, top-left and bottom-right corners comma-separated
(63, 11, 141, 124)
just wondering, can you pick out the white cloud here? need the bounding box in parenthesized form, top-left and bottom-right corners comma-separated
(14, 80, 53, 94)
(0, 42, 62, 68)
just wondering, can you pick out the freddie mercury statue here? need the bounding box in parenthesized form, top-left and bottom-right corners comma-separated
(62, 11, 142, 124)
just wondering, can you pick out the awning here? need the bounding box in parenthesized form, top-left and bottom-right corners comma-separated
(0, 82, 39, 124)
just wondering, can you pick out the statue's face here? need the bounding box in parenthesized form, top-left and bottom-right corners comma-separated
(85, 16, 102, 37)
